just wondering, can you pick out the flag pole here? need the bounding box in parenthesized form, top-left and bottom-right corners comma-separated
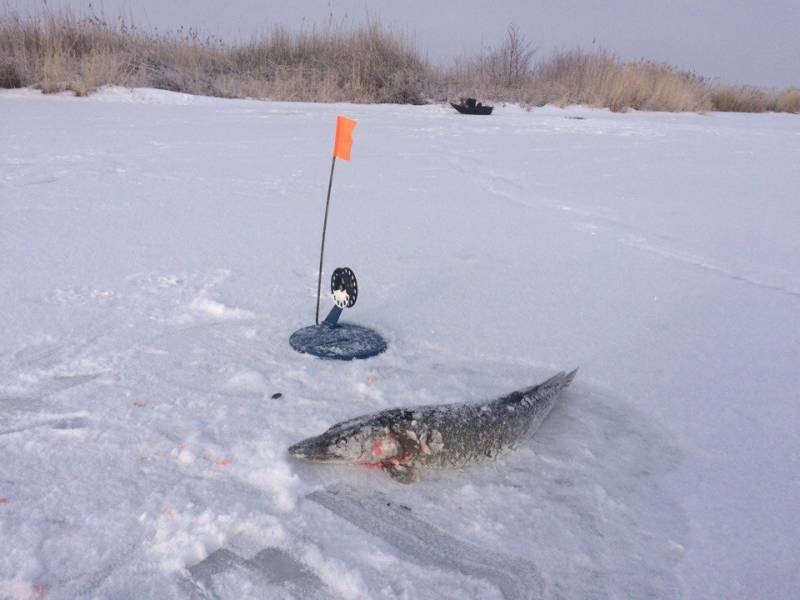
(315, 155, 337, 325)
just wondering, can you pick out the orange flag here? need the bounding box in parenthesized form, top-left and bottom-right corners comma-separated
(332, 115, 357, 160)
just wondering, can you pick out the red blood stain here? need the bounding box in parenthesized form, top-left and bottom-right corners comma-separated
(215, 458, 231, 468)
(0, 498, 9, 505)
(32, 582, 47, 597)
(132, 401, 145, 408)
(162, 506, 177, 519)
(357, 461, 384, 470)
(372, 438, 383, 457)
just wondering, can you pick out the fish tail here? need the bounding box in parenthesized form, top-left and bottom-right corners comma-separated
(557, 368, 578, 389)
(529, 368, 578, 396)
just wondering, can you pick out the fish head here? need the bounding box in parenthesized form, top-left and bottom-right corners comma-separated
(288, 418, 402, 465)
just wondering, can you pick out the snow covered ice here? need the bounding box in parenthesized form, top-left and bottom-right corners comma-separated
(1, 86, 799, 599)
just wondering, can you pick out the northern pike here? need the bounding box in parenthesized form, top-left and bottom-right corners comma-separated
(288, 369, 577, 483)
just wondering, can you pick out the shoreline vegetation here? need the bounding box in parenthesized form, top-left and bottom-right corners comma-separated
(1, 11, 798, 113)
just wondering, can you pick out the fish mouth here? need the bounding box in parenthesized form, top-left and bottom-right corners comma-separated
(287, 439, 315, 460)
(287, 436, 339, 462)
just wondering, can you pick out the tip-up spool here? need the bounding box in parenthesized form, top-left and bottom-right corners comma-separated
(291, 266, 387, 360)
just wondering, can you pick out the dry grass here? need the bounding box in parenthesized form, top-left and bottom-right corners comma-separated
(706, 85, 800, 113)
(440, 44, 796, 115)
(775, 89, 800, 113)
(0, 10, 797, 114)
(0, 59, 22, 87)
(0, 11, 429, 102)
(520, 50, 711, 112)
(707, 85, 771, 113)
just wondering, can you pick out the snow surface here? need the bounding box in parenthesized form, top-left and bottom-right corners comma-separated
(1, 86, 799, 599)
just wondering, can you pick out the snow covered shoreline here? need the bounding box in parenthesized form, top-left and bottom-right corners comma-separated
(2, 87, 799, 599)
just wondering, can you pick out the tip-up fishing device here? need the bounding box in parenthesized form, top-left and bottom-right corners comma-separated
(289, 117, 387, 360)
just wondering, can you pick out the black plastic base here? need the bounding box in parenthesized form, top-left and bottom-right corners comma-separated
(289, 323, 388, 360)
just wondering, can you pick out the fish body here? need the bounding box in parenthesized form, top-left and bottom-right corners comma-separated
(288, 369, 577, 483)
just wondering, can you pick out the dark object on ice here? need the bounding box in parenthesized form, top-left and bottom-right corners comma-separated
(450, 97, 494, 115)
(290, 267, 387, 360)
(271, 393, 283, 400)
(289, 369, 577, 483)
(289, 322, 388, 360)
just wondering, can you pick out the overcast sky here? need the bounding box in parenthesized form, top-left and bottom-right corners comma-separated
(6, 0, 799, 87)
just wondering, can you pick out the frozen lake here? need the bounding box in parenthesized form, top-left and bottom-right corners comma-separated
(1, 87, 799, 599)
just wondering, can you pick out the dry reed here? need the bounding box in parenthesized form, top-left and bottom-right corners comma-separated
(0, 10, 796, 114)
